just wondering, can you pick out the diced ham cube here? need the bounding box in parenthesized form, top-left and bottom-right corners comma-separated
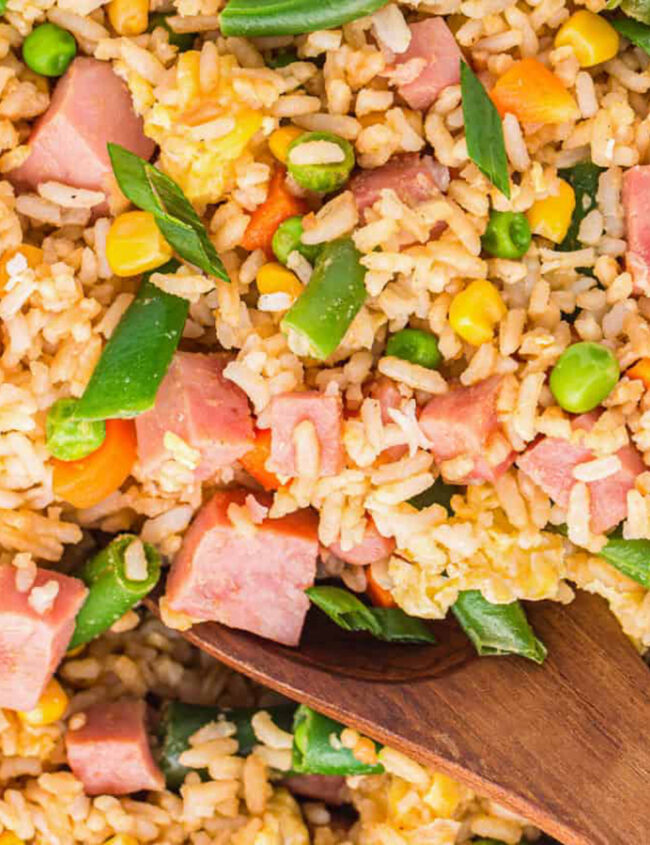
(392, 19, 463, 111)
(418, 376, 515, 483)
(8, 58, 155, 216)
(284, 774, 349, 805)
(268, 392, 344, 479)
(517, 415, 645, 535)
(328, 518, 396, 566)
(65, 699, 164, 795)
(0, 566, 87, 711)
(349, 154, 449, 217)
(166, 489, 319, 646)
(136, 352, 255, 481)
(623, 165, 650, 294)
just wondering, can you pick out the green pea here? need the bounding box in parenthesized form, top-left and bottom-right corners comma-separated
(481, 210, 531, 260)
(148, 14, 196, 51)
(272, 216, 322, 266)
(46, 399, 106, 461)
(23, 23, 77, 78)
(385, 328, 442, 370)
(549, 341, 620, 414)
(287, 131, 355, 193)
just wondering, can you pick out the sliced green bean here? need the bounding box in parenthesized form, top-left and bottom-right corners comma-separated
(292, 705, 384, 776)
(69, 535, 161, 650)
(221, 0, 390, 37)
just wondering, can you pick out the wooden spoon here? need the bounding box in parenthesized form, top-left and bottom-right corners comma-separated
(147, 589, 650, 845)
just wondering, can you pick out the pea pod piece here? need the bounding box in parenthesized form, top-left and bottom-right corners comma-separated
(221, 0, 390, 37)
(69, 535, 161, 650)
(148, 13, 196, 50)
(452, 590, 547, 664)
(46, 399, 106, 461)
(287, 131, 355, 194)
(292, 705, 384, 776)
(282, 238, 367, 360)
(73, 261, 188, 421)
(481, 210, 531, 260)
(385, 328, 442, 370)
(159, 701, 297, 790)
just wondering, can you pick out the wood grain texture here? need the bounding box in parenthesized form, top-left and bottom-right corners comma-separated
(146, 590, 650, 845)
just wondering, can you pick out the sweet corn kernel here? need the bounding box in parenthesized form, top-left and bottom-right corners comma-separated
(0, 244, 43, 290)
(106, 211, 173, 277)
(104, 837, 140, 845)
(424, 772, 461, 817)
(527, 178, 576, 244)
(554, 11, 619, 68)
(449, 280, 506, 346)
(107, 0, 148, 36)
(257, 263, 303, 299)
(18, 678, 68, 726)
(0, 833, 23, 845)
(269, 126, 305, 164)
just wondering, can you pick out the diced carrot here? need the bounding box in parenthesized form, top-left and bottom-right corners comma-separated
(0, 244, 43, 291)
(628, 358, 650, 388)
(241, 167, 307, 255)
(491, 59, 579, 125)
(52, 419, 137, 509)
(240, 428, 281, 491)
(366, 567, 397, 609)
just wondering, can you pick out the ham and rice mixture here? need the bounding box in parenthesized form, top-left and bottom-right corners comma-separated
(0, 0, 649, 839)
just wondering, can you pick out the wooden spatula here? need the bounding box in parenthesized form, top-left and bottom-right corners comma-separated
(146, 590, 650, 845)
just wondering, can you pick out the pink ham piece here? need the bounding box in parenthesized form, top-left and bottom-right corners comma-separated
(349, 153, 449, 217)
(65, 699, 164, 795)
(623, 165, 650, 294)
(268, 392, 343, 479)
(0, 566, 86, 711)
(165, 489, 319, 646)
(284, 774, 349, 805)
(517, 413, 644, 534)
(328, 518, 396, 566)
(392, 19, 463, 111)
(136, 352, 254, 481)
(418, 375, 515, 483)
(8, 58, 155, 216)
(370, 377, 407, 461)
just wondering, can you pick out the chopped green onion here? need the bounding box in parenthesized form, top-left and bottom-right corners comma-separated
(610, 0, 650, 25)
(286, 131, 355, 194)
(292, 705, 384, 775)
(481, 210, 531, 259)
(557, 161, 603, 252)
(282, 237, 367, 360)
(266, 47, 299, 68)
(272, 216, 322, 266)
(408, 479, 458, 514)
(159, 701, 296, 790)
(385, 328, 442, 370)
(221, 0, 390, 37)
(108, 144, 228, 281)
(148, 13, 196, 50)
(460, 61, 511, 199)
(73, 262, 188, 421)
(46, 399, 106, 461)
(69, 535, 161, 650)
(306, 586, 436, 644)
(0, 1, 7, 14)
(452, 590, 547, 664)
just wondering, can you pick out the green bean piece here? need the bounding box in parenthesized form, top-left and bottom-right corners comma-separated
(23, 23, 77, 77)
(282, 238, 367, 360)
(385, 328, 442, 370)
(221, 0, 390, 37)
(266, 47, 299, 68)
(272, 216, 322, 266)
(408, 479, 459, 514)
(46, 399, 106, 461)
(69, 535, 161, 650)
(148, 14, 196, 50)
(73, 261, 188, 421)
(452, 590, 547, 664)
(292, 705, 384, 776)
(481, 210, 531, 259)
(159, 701, 297, 790)
(549, 341, 619, 414)
(286, 131, 355, 193)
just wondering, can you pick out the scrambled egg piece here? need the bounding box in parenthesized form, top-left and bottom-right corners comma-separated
(253, 790, 309, 845)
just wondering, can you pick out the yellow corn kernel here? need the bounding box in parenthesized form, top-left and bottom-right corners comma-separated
(0, 244, 43, 290)
(18, 678, 68, 726)
(449, 280, 507, 346)
(554, 11, 619, 68)
(257, 263, 303, 299)
(106, 211, 173, 277)
(103, 837, 139, 845)
(269, 126, 305, 164)
(0, 833, 23, 845)
(107, 0, 148, 36)
(527, 178, 576, 244)
(423, 773, 461, 817)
